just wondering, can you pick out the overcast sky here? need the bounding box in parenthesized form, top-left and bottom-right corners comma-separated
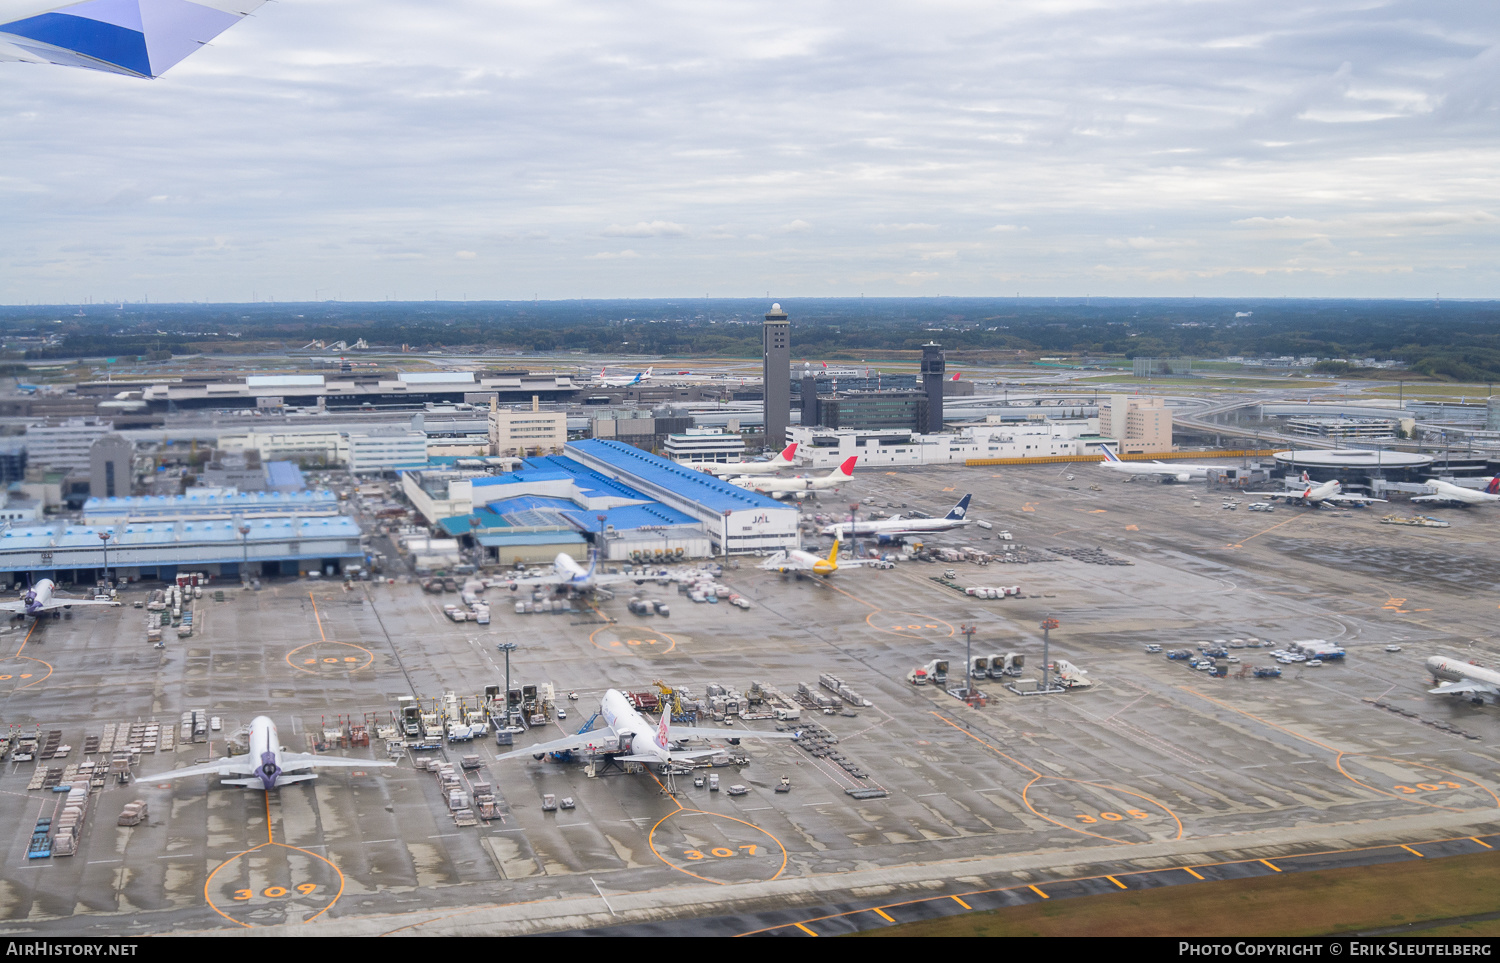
(2, 0, 1497, 302)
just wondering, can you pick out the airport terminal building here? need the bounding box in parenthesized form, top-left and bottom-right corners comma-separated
(411, 439, 798, 562)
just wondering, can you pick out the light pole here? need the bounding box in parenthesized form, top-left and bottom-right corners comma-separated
(1040, 617, 1058, 692)
(597, 514, 607, 567)
(496, 641, 517, 728)
(238, 523, 251, 584)
(721, 509, 732, 568)
(960, 623, 976, 697)
(97, 530, 112, 591)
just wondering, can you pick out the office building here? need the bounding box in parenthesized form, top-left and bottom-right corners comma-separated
(25, 419, 111, 471)
(88, 434, 134, 499)
(489, 396, 567, 458)
(1099, 395, 1173, 454)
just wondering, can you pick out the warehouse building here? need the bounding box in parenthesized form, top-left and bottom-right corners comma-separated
(566, 439, 797, 556)
(82, 489, 341, 521)
(0, 515, 363, 584)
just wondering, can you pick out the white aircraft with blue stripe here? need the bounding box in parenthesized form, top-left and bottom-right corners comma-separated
(1097, 445, 1219, 483)
(595, 366, 653, 388)
(1, 0, 266, 78)
(502, 550, 666, 595)
(821, 494, 974, 543)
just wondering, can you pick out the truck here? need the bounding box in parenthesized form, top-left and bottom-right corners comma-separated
(1290, 639, 1346, 661)
(906, 659, 949, 687)
(399, 701, 422, 740)
(988, 653, 1024, 678)
(970, 655, 990, 678)
(1253, 666, 1283, 678)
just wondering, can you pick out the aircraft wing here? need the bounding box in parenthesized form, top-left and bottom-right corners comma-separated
(279, 753, 395, 771)
(37, 598, 120, 610)
(1429, 680, 1500, 697)
(157, 757, 257, 780)
(1325, 493, 1386, 505)
(495, 728, 619, 761)
(0, 599, 24, 614)
(502, 573, 565, 587)
(0, 0, 269, 78)
(670, 726, 797, 741)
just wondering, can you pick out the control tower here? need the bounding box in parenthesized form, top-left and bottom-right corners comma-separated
(920, 341, 945, 433)
(762, 303, 791, 448)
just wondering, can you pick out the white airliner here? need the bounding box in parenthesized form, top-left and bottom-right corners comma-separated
(1412, 478, 1500, 507)
(595, 366, 653, 388)
(758, 539, 871, 577)
(1, 0, 266, 78)
(0, 579, 119, 620)
(699, 443, 799, 477)
(731, 456, 856, 498)
(1097, 446, 1217, 483)
(496, 689, 794, 769)
(158, 716, 394, 790)
(1427, 656, 1500, 704)
(503, 551, 660, 595)
(1249, 477, 1386, 508)
(822, 494, 972, 542)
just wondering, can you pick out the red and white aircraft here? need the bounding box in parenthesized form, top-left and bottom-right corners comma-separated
(729, 456, 856, 498)
(700, 442, 798, 477)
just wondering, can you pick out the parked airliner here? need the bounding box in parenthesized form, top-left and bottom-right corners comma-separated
(496, 689, 794, 769)
(158, 716, 394, 789)
(0, 579, 119, 620)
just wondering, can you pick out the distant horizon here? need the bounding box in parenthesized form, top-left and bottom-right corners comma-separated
(2, 294, 1497, 310)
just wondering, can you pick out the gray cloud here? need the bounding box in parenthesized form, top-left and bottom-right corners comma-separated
(1, 0, 1498, 301)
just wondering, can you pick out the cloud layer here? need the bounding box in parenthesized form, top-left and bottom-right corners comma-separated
(2, 0, 1497, 301)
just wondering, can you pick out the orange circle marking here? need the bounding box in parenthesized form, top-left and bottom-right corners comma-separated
(1022, 776, 1184, 843)
(1335, 753, 1499, 812)
(0, 655, 53, 691)
(204, 841, 344, 928)
(285, 641, 373, 675)
(867, 610, 954, 640)
(589, 624, 676, 655)
(648, 809, 787, 885)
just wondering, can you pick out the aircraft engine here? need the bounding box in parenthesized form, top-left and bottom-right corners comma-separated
(1176, 473, 1192, 483)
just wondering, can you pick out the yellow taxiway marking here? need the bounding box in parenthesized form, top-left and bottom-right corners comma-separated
(1473, 837, 1493, 849)
(1183, 866, 1205, 880)
(1401, 844, 1424, 857)
(950, 895, 972, 909)
(1105, 875, 1127, 889)
(872, 908, 894, 922)
(1259, 859, 1281, 872)
(1028, 885, 1049, 899)
(794, 923, 817, 936)
(1224, 509, 1315, 549)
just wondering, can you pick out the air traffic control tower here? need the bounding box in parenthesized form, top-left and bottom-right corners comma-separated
(921, 341, 945, 433)
(763, 303, 791, 448)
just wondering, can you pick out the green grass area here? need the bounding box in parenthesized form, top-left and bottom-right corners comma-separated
(1362, 384, 1497, 400)
(858, 850, 1500, 937)
(1071, 374, 1334, 390)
